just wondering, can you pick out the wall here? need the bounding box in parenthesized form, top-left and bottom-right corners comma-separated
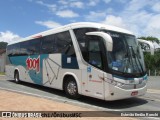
(0, 52, 6, 72)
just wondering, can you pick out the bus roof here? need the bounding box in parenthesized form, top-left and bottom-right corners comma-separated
(8, 22, 133, 45)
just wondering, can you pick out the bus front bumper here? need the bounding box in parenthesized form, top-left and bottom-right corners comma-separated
(105, 85, 147, 101)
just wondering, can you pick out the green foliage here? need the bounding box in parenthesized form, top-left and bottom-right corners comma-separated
(0, 72, 5, 75)
(0, 42, 8, 49)
(144, 51, 160, 75)
(138, 36, 160, 44)
(138, 36, 160, 75)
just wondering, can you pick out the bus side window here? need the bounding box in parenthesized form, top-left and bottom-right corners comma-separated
(55, 31, 76, 57)
(88, 37, 103, 69)
(12, 43, 20, 56)
(28, 38, 41, 55)
(19, 38, 41, 56)
(41, 35, 54, 54)
(73, 28, 98, 61)
(7, 43, 20, 56)
(20, 41, 30, 55)
(7, 45, 13, 56)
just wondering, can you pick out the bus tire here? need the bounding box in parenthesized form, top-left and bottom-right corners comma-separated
(64, 77, 80, 99)
(14, 71, 20, 83)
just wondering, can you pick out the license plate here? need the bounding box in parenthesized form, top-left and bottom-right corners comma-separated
(131, 91, 138, 96)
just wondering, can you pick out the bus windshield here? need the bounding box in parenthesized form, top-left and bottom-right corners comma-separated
(103, 30, 146, 76)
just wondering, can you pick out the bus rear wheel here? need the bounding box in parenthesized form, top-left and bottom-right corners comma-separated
(14, 71, 20, 83)
(64, 77, 80, 99)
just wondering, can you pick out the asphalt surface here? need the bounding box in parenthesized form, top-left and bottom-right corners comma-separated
(0, 75, 160, 120)
(147, 76, 160, 90)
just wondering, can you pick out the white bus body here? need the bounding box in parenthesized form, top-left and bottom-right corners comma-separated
(6, 22, 147, 101)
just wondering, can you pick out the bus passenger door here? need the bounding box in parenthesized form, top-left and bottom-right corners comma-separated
(86, 66, 104, 99)
(82, 38, 105, 100)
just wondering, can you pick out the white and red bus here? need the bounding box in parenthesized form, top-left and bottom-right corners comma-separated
(6, 22, 148, 101)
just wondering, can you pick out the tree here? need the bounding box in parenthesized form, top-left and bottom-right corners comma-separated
(138, 36, 160, 75)
(138, 36, 160, 44)
(0, 42, 8, 49)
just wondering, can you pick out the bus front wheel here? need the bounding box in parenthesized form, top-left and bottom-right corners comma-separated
(14, 71, 20, 83)
(64, 77, 80, 99)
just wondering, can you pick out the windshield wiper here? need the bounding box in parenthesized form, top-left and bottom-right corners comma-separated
(123, 41, 134, 73)
(130, 46, 144, 74)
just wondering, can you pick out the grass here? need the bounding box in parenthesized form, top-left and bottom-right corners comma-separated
(0, 72, 5, 75)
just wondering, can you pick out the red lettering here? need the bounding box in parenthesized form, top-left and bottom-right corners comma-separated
(33, 59, 36, 69)
(26, 56, 40, 73)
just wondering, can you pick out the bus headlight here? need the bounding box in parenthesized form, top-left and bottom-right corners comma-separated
(111, 80, 117, 85)
(116, 82, 124, 87)
(111, 80, 124, 87)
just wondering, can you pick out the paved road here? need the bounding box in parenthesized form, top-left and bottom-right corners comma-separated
(0, 75, 160, 115)
(148, 76, 160, 90)
(0, 75, 5, 80)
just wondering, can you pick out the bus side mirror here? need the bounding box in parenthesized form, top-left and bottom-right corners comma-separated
(138, 39, 154, 55)
(86, 32, 113, 51)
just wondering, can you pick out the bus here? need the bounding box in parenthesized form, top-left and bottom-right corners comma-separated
(5, 22, 148, 101)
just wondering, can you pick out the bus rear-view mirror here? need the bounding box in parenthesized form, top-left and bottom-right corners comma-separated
(138, 39, 154, 55)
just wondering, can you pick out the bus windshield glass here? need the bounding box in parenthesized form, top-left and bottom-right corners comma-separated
(103, 30, 146, 76)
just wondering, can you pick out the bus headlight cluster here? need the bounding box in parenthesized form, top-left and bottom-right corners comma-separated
(125, 79, 140, 84)
(116, 82, 124, 87)
(107, 79, 124, 87)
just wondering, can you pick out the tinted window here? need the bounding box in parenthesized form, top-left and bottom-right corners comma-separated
(28, 39, 41, 55)
(7, 43, 20, 56)
(88, 38, 103, 69)
(55, 31, 75, 56)
(19, 38, 41, 55)
(8, 31, 75, 56)
(41, 34, 54, 54)
(74, 28, 105, 69)
(12, 43, 20, 56)
(73, 28, 98, 61)
(55, 31, 71, 53)
(7, 45, 12, 56)
(20, 41, 30, 55)
(41, 31, 75, 56)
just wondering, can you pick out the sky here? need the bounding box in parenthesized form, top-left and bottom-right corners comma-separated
(0, 0, 160, 43)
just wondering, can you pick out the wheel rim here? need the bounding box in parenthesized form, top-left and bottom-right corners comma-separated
(67, 81, 77, 95)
